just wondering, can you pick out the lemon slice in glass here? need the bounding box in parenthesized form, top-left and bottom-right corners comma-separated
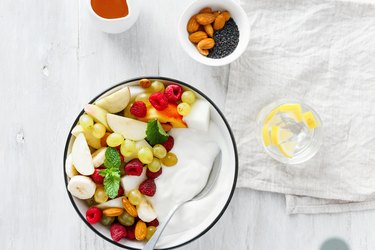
(277, 141, 298, 158)
(262, 126, 271, 146)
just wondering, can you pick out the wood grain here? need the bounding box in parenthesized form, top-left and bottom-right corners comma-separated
(0, 0, 374, 249)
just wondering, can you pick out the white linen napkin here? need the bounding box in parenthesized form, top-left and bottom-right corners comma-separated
(225, 0, 375, 213)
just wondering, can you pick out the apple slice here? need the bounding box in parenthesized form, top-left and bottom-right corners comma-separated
(121, 167, 147, 196)
(71, 133, 94, 175)
(95, 87, 131, 113)
(71, 125, 84, 137)
(84, 104, 111, 131)
(92, 147, 107, 168)
(107, 114, 147, 141)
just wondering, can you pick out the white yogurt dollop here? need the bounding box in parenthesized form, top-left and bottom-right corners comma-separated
(147, 126, 220, 235)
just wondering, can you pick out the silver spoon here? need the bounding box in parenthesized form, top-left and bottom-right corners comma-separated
(143, 151, 222, 250)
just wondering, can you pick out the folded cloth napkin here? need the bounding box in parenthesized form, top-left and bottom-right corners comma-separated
(225, 0, 375, 214)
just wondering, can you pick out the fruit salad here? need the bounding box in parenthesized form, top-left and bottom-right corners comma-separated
(65, 79, 217, 243)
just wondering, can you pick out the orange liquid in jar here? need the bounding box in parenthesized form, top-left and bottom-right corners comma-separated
(91, 0, 129, 19)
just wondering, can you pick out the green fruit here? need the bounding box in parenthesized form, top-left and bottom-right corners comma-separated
(100, 214, 115, 226)
(118, 211, 135, 226)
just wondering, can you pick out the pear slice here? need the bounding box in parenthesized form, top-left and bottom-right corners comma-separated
(71, 125, 84, 137)
(92, 147, 107, 168)
(121, 167, 147, 196)
(107, 114, 147, 141)
(84, 104, 111, 131)
(72, 133, 94, 175)
(95, 87, 131, 113)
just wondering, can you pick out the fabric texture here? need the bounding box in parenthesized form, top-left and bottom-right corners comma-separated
(226, 0, 375, 213)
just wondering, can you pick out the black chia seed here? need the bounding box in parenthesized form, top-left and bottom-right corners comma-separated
(208, 18, 240, 59)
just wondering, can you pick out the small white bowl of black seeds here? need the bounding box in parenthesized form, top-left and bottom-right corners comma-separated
(178, 0, 250, 66)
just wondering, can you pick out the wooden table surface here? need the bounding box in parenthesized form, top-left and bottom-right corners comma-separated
(1, 0, 375, 249)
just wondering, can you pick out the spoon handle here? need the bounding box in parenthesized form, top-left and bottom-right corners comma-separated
(143, 203, 184, 250)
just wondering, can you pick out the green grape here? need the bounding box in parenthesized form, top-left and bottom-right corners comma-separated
(120, 139, 136, 157)
(177, 102, 191, 116)
(100, 214, 115, 226)
(153, 144, 167, 159)
(135, 93, 152, 107)
(181, 91, 196, 104)
(79, 114, 94, 130)
(106, 133, 124, 147)
(85, 197, 96, 207)
(138, 146, 153, 164)
(118, 211, 135, 226)
(94, 186, 108, 203)
(146, 226, 156, 240)
(150, 81, 165, 93)
(147, 158, 161, 173)
(161, 152, 178, 167)
(128, 189, 143, 206)
(92, 123, 106, 139)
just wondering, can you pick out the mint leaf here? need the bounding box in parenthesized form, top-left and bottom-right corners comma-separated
(103, 171, 120, 199)
(104, 147, 121, 169)
(146, 119, 169, 145)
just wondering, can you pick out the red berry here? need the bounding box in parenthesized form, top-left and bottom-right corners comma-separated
(148, 218, 159, 227)
(164, 84, 183, 103)
(130, 101, 147, 118)
(149, 92, 168, 111)
(91, 168, 104, 184)
(125, 159, 144, 176)
(86, 207, 102, 224)
(139, 179, 156, 197)
(117, 186, 124, 197)
(110, 223, 127, 242)
(125, 225, 136, 240)
(146, 168, 162, 179)
(162, 136, 174, 152)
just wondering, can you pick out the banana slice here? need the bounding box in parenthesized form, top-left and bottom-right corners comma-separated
(67, 175, 96, 199)
(72, 133, 95, 175)
(95, 87, 131, 113)
(92, 147, 107, 168)
(65, 153, 78, 178)
(137, 199, 157, 223)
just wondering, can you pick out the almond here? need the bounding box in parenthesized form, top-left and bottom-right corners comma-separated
(213, 11, 221, 18)
(222, 11, 231, 21)
(197, 45, 209, 56)
(135, 220, 147, 240)
(196, 13, 215, 25)
(199, 7, 213, 14)
(198, 38, 215, 50)
(103, 207, 124, 217)
(213, 14, 226, 30)
(187, 15, 200, 33)
(204, 24, 214, 37)
(189, 31, 208, 44)
(122, 197, 138, 217)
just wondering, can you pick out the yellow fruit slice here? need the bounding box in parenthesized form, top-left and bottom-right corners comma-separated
(264, 107, 280, 126)
(277, 141, 298, 158)
(262, 126, 271, 146)
(271, 126, 279, 145)
(303, 111, 318, 129)
(279, 103, 303, 122)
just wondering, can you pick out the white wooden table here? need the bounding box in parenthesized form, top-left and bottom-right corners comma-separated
(1, 0, 375, 249)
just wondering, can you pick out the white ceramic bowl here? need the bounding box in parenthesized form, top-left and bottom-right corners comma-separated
(64, 77, 238, 249)
(86, 0, 141, 34)
(178, 0, 250, 66)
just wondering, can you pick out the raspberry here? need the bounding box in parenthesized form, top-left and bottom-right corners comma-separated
(164, 84, 183, 103)
(91, 168, 104, 184)
(130, 101, 147, 118)
(162, 136, 174, 152)
(139, 179, 156, 197)
(149, 92, 168, 111)
(125, 225, 136, 240)
(148, 218, 159, 227)
(125, 159, 144, 176)
(146, 168, 162, 179)
(110, 223, 127, 242)
(86, 207, 102, 224)
(117, 186, 124, 197)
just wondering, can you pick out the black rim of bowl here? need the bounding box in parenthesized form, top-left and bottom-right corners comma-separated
(63, 76, 239, 250)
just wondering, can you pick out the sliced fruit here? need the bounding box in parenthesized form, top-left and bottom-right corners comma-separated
(270, 126, 279, 146)
(129, 85, 147, 102)
(279, 103, 303, 122)
(183, 99, 209, 131)
(139, 103, 187, 128)
(120, 167, 147, 196)
(262, 126, 271, 147)
(264, 107, 280, 126)
(137, 198, 157, 223)
(270, 126, 294, 146)
(92, 147, 107, 168)
(303, 111, 318, 129)
(96, 196, 124, 209)
(83, 128, 102, 149)
(71, 125, 84, 137)
(123, 139, 153, 162)
(95, 87, 131, 113)
(107, 114, 147, 141)
(65, 153, 78, 178)
(84, 104, 111, 131)
(277, 141, 298, 158)
(67, 175, 96, 199)
(72, 133, 95, 175)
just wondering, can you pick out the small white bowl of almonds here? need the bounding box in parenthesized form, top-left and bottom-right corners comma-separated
(178, 0, 250, 66)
